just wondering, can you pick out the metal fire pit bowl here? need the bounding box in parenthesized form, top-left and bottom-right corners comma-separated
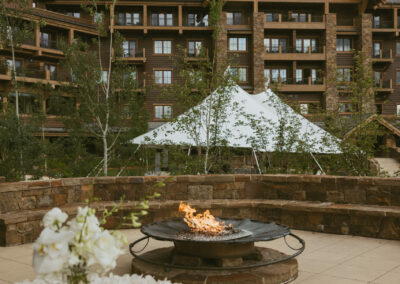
(130, 218, 305, 271)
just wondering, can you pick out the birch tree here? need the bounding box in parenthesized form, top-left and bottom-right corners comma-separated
(58, 0, 147, 176)
(160, 0, 236, 174)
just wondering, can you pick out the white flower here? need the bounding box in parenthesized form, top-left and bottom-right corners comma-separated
(32, 228, 74, 278)
(42, 208, 68, 231)
(92, 230, 124, 272)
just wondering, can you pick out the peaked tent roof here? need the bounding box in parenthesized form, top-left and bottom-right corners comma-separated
(131, 84, 341, 154)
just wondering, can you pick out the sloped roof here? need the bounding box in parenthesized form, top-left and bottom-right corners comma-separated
(131, 84, 341, 154)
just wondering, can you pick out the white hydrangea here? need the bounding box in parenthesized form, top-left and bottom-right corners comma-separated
(42, 208, 68, 231)
(32, 228, 74, 279)
(92, 230, 124, 272)
(16, 274, 176, 284)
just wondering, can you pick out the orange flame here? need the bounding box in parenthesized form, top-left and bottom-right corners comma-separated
(178, 202, 231, 235)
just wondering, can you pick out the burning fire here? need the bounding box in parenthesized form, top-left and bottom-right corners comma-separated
(178, 202, 232, 236)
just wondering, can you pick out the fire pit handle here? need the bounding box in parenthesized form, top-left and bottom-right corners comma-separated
(129, 232, 305, 271)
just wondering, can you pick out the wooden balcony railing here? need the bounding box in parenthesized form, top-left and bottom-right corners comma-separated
(375, 79, 393, 92)
(113, 48, 146, 63)
(32, 8, 96, 29)
(184, 48, 209, 61)
(372, 49, 393, 61)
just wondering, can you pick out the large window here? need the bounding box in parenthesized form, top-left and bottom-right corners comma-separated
(336, 38, 351, 52)
(187, 13, 208, 26)
(44, 64, 57, 80)
(231, 67, 247, 83)
(291, 13, 308, 22)
(154, 40, 172, 55)
(338, 102, 354, 114)
(117, 12, 141, 25)
(229, 37, 247, 51)
(6, 59, 22, 74)
(264, 38, 287, 53)
(266, 13, 279, 22)
(338, 68, 352, 82)
(152, 13, 173, 26)
(123, 40, 137, 57)
(66, 12, 80, 18)
(187, 40, 203, 56)
(154, 105, 172, 120)
(227, 12, 243, 25)
(296, 38, 317, 53)
(8, 92, 40, 114)
(264, 68, 287, 83)
(40, 32, 56, 49)
(154, 70, 172, 85)
(296, 69, 318, 84)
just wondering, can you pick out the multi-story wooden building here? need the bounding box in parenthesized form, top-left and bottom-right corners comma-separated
(2, 0, 400, 141)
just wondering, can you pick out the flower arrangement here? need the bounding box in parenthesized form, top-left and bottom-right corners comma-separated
(17, 180, 175, 284)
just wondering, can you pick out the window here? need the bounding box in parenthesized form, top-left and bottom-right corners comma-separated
(229, 37, 247, 51)
(123, 40, 137, 57)
(373, 15, 381, 28)
(8, 92, 40, 114)
(296, 38, 317, 53)
(123, 70, 137, 81)
(101, 70, 108, 83)
(187, 13, 208, 26)
(336, 38, 351, 52)
(152, 13, 173, 26)
(397, 42, 400, 55)
(32, 1, 36, 8)
(397, 105, 400, 117)
(338, 68, 352, 82)
(264, 38, 287, 53)
(227, 12, 243, 25)
(338, 103, 354, 113)
(266, 13, 279, 22)
(373, 42, 382, 58)
(374, 71, 382, 87)
(264, 68, 287, 83)
(45, 64, 56, 80)
(154, 105, 172, 120)
(291, 13, 307, 22)
(188, 41, 203, 56)
(154, 40, 172, 55)
(7, 59, 22, 74)
(40, 32, 50, 48)
(300, 103, 319, 115)
(66, 12, 80, 18)
(231, 67, 247, 83)
(397, 70, 400, 84)
(118, 12, 141, 25)
(154, 70, 172, 85)
(94, 12, 103, 23)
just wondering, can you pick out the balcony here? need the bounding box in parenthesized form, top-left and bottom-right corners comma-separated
(264, 13, 325, 30)
(372, 20, 395, 31)
(372, 49, 393, 66)
(264, 45, 326, 61)
(271, 77, 326, 92)
(375, 79, 394, 93)
(31, 8, 98, 35)
(0, 62, 70, 85)
(119, 48, 146, 63)
(184, 48, 209, 62)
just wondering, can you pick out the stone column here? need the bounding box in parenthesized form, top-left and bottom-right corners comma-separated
(216, 12, 228, 74)
(253, 12, 265, 93)
(360, 13, 375, 114)
(325, 14, 338, 112)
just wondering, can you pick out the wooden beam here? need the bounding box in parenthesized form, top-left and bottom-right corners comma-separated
(68, 29, 74, 45)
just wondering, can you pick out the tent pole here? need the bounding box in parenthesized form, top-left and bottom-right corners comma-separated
(252, 148, 262, 174)
(310, 152, 325, 175)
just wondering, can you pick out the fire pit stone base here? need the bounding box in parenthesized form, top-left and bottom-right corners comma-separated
(131, 247, 298, 284)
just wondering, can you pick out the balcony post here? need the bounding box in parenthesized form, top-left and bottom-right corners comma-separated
(380, 79, 383, 88)
(68, 29, 74, 45)
(178, 5, 183, 34)
(390, 79, 393, 88)
(308, 76, 311, 85)
(278, 14, 282, 23)
(279, 45, 282, 54)
(143, 48, 146, 59)
(132, 48, 135, 58)
(390, 49, 393, 59)
(308, 14, 311, 23)
(45, 69, 50, 81)
(395, 8, 398, 29)
(6, 65, 11, 76)
(143, 4, 147, 33)
(35, 22, 40, 47)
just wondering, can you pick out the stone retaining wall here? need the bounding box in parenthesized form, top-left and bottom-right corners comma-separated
(1, 175, 400, 214)
(1, 174, 400, 245)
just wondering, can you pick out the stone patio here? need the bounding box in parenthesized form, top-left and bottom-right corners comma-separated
(0, 229, 399, 284)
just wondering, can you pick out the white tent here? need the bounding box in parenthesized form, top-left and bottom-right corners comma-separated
(130, 84, 341, 154)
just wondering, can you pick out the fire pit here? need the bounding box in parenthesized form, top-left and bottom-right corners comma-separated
(130, 203, 305, 283)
